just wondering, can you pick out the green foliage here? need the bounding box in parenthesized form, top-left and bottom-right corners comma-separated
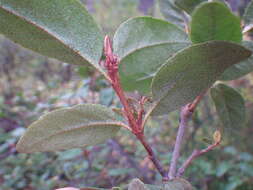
(113, 17, 190, 93)
(175, 0, 206, 14)
(210, 83, 246, 131)
(151, 41, 251, 115)
(243, 0, 253, 26)
(158, 0, 185, 28)
(221, 41, 253, 80)
(0, 0, 104, 73)
(190, 1, 242, 43)
(17, 104, 123, 153)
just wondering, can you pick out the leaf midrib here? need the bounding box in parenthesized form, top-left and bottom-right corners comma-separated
(19, 121, 123, 151)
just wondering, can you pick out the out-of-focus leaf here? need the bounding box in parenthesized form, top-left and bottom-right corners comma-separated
(243, 0, 253, 26)
(128, 178, 149, 190)
(164, 178, 193, 190)
(216, 161, 233, 177)
(151, 41, 251, 115)
(16, 104, 123, 153)
(175, 0, 206, 14)
(158, 0, 185, 28)
(220, 41, 253, 80)
(113, 17, 190, 93)
(0, 0, 104, 75)
(190, 2, 242, 43)
(210, 83, 246, 131)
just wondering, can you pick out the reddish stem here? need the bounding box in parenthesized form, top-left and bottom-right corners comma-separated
(103, 36, 166, 179)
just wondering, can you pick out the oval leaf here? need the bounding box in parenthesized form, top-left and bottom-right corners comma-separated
(113, 17, 190, 93)
(158, 0, 185, 28)
(151, 41, 251, 115)
(210, 83, 246, 131)
(16, 104, 123, 153)
(175, 0, 206, 14)
(0, 0, 104, 73)
(190, 1, 242, 43)
(220, 41, 253, 80)
(243, 0, 253, 26)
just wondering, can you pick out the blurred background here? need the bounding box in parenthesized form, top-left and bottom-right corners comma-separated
(0, 0, 253, 189)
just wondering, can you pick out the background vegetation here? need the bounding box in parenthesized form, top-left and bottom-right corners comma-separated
(0, 0, 253, 189)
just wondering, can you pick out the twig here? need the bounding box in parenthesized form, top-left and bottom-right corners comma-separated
(168, 104, 193, 180)
(177, 142, 220, 177)
(168, 91, 206, 180)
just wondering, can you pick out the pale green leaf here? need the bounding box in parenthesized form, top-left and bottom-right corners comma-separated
(151, 41, 251, 115)
(243, 0, 253, 26)
(16, 104, 123, 153)
(158, 0, 185, 28)
(210, 83, 246, 130)
(113, 17, 190, 93)
(175, 0, 206, 14)
(220, 41, 253, 80)
(0, 0, 104, 74)
(190, 1, 242, 43)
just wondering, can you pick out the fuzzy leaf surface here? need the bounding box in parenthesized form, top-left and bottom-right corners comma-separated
(220, 41, 253, 80)
(113, 17, 190, 93)
(0, 0, 104, 73)
(151, 41, 251, 115)
(16, 104, 123, 153)
(210, 83, 246, 131)
(190, 1, 242, 43)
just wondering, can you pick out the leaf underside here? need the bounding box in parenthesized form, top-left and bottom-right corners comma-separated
(16, 104, 123, 153)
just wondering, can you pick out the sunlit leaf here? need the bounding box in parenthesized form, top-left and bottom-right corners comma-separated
(16, 104, 123, 153)
(151, 41, 251, 115)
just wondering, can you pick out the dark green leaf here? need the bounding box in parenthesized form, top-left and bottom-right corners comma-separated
(175, 0, 206, 14)
(158, 0, 185, 28)
(190, 1, 242, 43)
(220, 41, 253, 80)
(16, 104, 123, 153)
(151, 41, 251, 115)
(0, 0, 104, 75)
(113, 17, 190, 93)
(210, 83, 246, 131)
(243, 0, 253, 26)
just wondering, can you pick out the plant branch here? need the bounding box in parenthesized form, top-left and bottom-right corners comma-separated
(168, 104, 193, 180)
(177, 141, 220, 177)
(168, 91, 206, 180)
(103, 35, 166, 179)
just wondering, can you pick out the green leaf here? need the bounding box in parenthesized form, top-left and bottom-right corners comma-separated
(175, 0, 206, 14)
(0, 0, 104, 74)
(220, 41, 253, 80)
(16, 104, 123, 153)
(163, 178, 193, 190)
(210, 83, 246, 131)
(190, 1, 242, 43)
(151, 41, 251, 115)
(113, 17, 190, 93)
(243, 0, 253, 26)
(158, 0, 185, 28)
